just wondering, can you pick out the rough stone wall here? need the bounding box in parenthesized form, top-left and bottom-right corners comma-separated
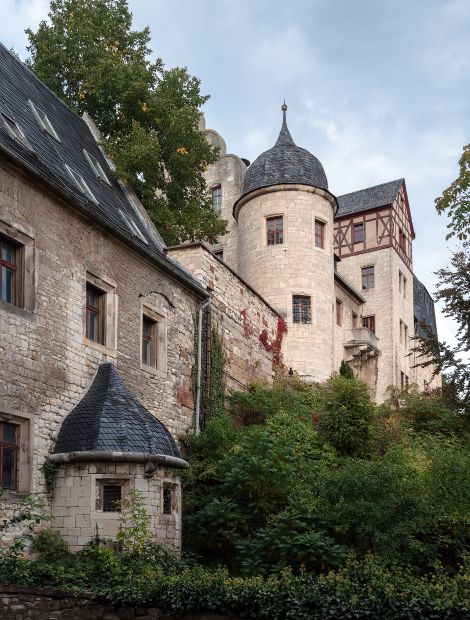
(168, 244, 279, 392)
(332, 281, 363, 373)
(51, 462, 181, 552)
(236, 185, 336, 381)
(0, 158, 198, 502)
(203, 123, 246, 272)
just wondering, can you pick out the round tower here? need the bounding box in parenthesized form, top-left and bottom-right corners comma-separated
(234, 104, 338, 380)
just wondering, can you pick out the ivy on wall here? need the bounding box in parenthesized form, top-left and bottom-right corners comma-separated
(259, 317, 288, 367)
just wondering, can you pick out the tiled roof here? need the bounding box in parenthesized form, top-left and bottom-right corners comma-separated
(53, 364, 181, 459)
(0, 43, 207, 298)
(336, 179, 404, 218)
(413, 276, 438, 340)
(241, 109, 329, 198)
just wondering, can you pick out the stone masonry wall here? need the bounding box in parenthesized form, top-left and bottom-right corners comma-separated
(51, 462, 181, 552)
(0, 158, 199, 504)
(168, 244, 279, 393)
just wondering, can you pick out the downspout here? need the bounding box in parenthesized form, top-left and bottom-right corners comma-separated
(195, 296, 211, 435)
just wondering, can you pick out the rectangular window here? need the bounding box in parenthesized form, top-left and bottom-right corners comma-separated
(266, 216, 283, 246)
(399, 228, 407, 254)
(403, 275, 407, 298)
(336, 299, 343, 326)
(404, 324, 408, 349)
(102, 484, 122, 512)
(0, 237, 18, 305)
(86, 284, 106, 345)
(353, 222, 364, 244)
(212, 185, 222, 214)
(163, 483, 173, 515)
(352, 312, 358, 328)
(362, 315, 375, 334)
(315, 220, 325, 248)
(142, 315, 158, 368)
(401, 371, 405, 388)
(0, 422, 18, 490)
(292, 295, 311, 324)
(361, 266, 375, 289)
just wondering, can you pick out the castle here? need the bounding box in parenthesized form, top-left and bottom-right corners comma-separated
(0, 44, 438, 551)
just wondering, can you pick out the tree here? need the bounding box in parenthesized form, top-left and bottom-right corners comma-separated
(435, 143, 470, 241)
(26, 0, 226, 245)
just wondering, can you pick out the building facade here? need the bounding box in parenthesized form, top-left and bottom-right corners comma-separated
(200, 105, 440, 401)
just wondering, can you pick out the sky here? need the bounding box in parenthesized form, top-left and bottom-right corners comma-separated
(1, 0, 469, 346)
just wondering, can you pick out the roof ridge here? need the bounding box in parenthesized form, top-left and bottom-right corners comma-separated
(337, 178, 404, 199)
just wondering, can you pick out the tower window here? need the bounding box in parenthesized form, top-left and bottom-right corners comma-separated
(362, 315, 375, 334)
(86, 283, 106, 344)
(162, 483, 173, 515)
(102, 484, 122, 512)
(1, 237, 18, 306)
(266, 216, 283, 245)
(0, 422, 18, 490)
(361, 266, 375, 289)
(292, 295, 311, 324)
(353, 222, 364, 244)
(336, 299, 343, 326)
(315, 220, 325, 248)
(142, 314, 158, 368)
(211, 185, 222, 214)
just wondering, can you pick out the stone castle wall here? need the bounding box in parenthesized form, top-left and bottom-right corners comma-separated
(168, 244, 279, 393)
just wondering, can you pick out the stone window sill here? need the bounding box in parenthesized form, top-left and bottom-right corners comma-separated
(0, 301, 36, 322)
(84, 338, 117, 358)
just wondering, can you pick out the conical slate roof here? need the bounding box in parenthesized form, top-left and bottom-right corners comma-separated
(241, 105, 328, 197)
(53, 363, 181, 459)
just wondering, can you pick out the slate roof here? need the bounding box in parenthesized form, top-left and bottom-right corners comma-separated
(413, 276, 438, 340)
(336, 179, 404, 218)
(241, 108, 329, 198)
(0, 43, 207, 299)
(53, 364, 181, 460)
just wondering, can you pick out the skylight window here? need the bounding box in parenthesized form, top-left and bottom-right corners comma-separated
(28, 100, 60, 142)
(84, 149, 111, 185)
(65, 164, 98, 204)
(119, 208, 148, 244)
(1, 113, 32, 150)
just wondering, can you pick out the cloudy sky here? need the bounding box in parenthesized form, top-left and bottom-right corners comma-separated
(1, 0, 469, 345)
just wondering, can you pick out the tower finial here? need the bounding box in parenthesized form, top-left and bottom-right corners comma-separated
(281, 100, 287, 112)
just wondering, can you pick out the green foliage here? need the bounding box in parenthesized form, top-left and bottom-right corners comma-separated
(40, 459, 58, 493)
(32, 529, 69, 561)
(339, 360, 355, 379)
(435, 143, 470, 241)
(398, 386, 468, 436)
(116, 490, 152, 555)
(318, 375, 375, 457)
(26, 0, 226, 245)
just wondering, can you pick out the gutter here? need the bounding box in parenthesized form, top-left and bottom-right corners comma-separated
(0, 142, 209, 300)
(49, 451, 189, 469)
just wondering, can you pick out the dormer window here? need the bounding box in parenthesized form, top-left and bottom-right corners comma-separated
(1, 113, 31, 150)
(28, 100, 60, 142)
(65, 164, 98, 204)
(118, 209, 148, 244)
(84, 149, 111, 185)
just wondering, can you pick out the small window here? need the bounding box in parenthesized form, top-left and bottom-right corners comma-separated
(404, 324, 408, 349)
(352, 312, 358, 328)
(119, 209, 148, 244)
(65, 164, 98, 204)
(400, 371, 405, 388)
(399, 228, 407, 254)
(362, 315, 375, 334)
(336, 299, 343, 326)
(267, 216, 283, 246)
(28, 100, 60, 141)
(293, 295, 311, 324)
(353, 222, 364, 244)
(102, 484, 122, 512)
(1, 237, 19, 306)
(211, 185, 222, 214)
(86, 283, 106, 344)
(0, 422, 18, 490)
(142, 315, 158, 368)
(315, 220, 325, 248)
(361, 266, 375, 289)
(84, 149, 110, 185)
(162, 483, 173, 515)
(214, 250, 224, 261)
(1, 113, 31, 150)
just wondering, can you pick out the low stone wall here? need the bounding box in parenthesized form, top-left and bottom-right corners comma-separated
(0, 587, 249, 620)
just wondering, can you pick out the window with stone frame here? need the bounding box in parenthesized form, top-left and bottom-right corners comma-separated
(162, 482, 176, 515)
(292, 295, 311, 324)
(315, 220, 325, 248)
(361, 266, 375, 289)
(1, 236, 20, 306)
(142, 314, 158, 368)
(95, 479, 128, 512)
(86, 283, 106, 345)
(211, 185, 222, 214)
(0, 422, 18, 490)
(353, 222, 364, 244)
(336, 299, 343, 326)
(266, 216, 283, 246)
(362, 315, 375, 334)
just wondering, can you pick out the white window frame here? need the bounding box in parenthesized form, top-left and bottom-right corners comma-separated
(83, 149, 111, 185)
(28, 100, 60, 142)
(65, 164, 98, 204)
(1, 112, 32, 150)
(119, 208, 148, 244)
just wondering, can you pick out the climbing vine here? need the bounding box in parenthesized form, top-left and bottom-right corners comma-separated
(41, 459, 58, 494)
(240, 309, 251, 337)
(259, 317, 288, 367)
